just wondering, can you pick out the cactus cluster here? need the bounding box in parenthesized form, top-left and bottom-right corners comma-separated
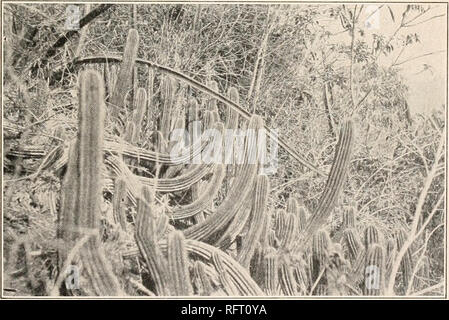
(53, 29, 415, 297)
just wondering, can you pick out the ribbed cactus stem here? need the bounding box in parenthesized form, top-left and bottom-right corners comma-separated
(192, 261, 213, 296)
(342, 206, 356, 229)
(106, 64, 118, 99)
(207, 80, 219, 113)
(160, 76, 176, 141)
(203, 110, 214, 130)
(169, 164, 225, 220)
(274, 210, 297, 250)
(183, 115, 263, 244)
(363, 244, 385, 296)
(135, 185, 170, 295)
(226, 86, 240, 129)
(109, 29, 139, 121)
(385, 238, 397, 273)
(59, 70, 122, 295)
(342, 228, 362, 261)
(279, 255, 298, 295)
(167, 230, 193, 296)
(211, 251, 239, 296)
(300, 120, 354, 245)
(297, 205, 308, 232)
(286, 198, 298, 215)
(364, 225, 380, 249)
(396, 229, 412, 292)
(112, 178, 128, 231)
(261, 249, 279, 296)
(311, 230, 330, 294)
(129, 87, 147, 144)
(237, 175, 270, 268)
(146, 66, 154, 127)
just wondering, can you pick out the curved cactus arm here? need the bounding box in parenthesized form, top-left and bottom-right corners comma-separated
(168, 231, 193, 296)
(158, 239, 264, 296)
(237, 175, 270, 268)
(298, 120, 354, 247)
(168, 164, 225, 220)
(106, 64, 118, 99)
(192, 261, 214, 296)
(135, 185, 171, 296)
(109, 29, 139, 121)
(182, 115, 262, 244)
(211, 251, 240, 296)
(363, 244, 385, 296)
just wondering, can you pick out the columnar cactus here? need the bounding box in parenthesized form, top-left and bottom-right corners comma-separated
(125, 87, 147, 144)
(299, 120, 354, 246)
(260, 248, 279, 295)
(363, 244, 385, 296)
(112, 178, 128, 231)
(237, 175, 270, 268)
(396, 229, 413, 292)
(342, 228, 362, 261)
(279, 255, 298, 295)
(192, 261, 213, 296)
(342, 206, 356, 229)
(211, 251, 240, 295)
(109, 29, 139, 121)
(167, 230, 193, 296)
(58, 70, 121, 295)
(183, 115, 263, 244)
(310, 229, 331, 295)
(160, 76, 176, 141)
(135, 185, 170, 295)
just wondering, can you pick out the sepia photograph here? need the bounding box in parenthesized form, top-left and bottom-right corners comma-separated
(1, 1, 447, 298)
